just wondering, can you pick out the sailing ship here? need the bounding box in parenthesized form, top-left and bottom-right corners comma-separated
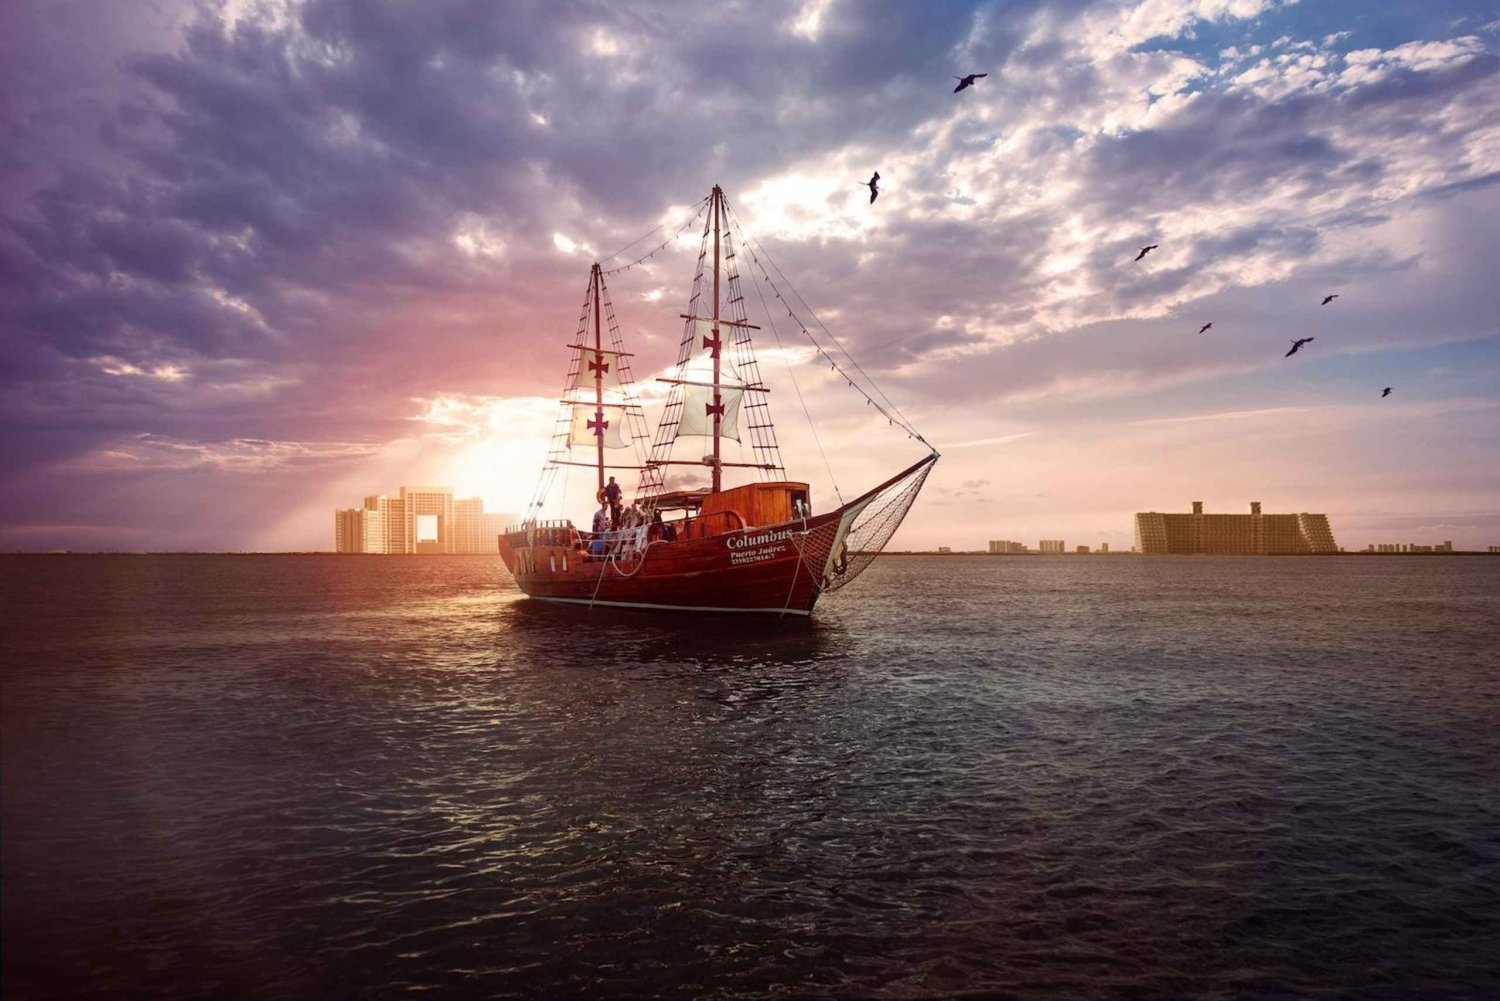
(498, 185, 937, 615)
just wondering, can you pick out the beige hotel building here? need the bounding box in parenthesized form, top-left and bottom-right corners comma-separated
(1135, 501, 1337, 555)
(334, 486, 508, 554)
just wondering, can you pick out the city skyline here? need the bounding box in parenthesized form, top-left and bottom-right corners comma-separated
(335, 485, 511, 554)
(2, 1, 1498, 552)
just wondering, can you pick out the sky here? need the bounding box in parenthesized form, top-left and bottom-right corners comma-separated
(2, 0, 1498, 553)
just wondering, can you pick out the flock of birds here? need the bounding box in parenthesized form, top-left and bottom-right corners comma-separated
(857, 74, 1394, 400)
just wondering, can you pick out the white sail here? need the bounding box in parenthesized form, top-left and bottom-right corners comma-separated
(678, 384, 744, 441)
(670, 320, 746, 441)
(568, 403, 629, 448)
(570, 348, 623, 393)
(693, 319, 741, 382)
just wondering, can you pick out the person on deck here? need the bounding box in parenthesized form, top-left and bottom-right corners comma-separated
(590, 502, 610, 555)
(604, 476, 622, 528)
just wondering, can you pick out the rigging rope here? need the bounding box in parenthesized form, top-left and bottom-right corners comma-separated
(599, 197, 711, 275)
(725, 203, 932, 449)
(743, 250, 844, 505)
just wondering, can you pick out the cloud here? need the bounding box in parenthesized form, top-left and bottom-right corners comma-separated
(944, 433, 1036, 448)
(1128, 405, 1311, 425)
(68, 433, 384, 473)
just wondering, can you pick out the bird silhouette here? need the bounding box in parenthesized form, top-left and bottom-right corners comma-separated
(1134, 244, 1159, 262)
(860, 172, 880, 204)
(953, 73, 988, 93)
(1198, 322, 1213, 334)
(1321, 294, 1339, 305)
(1381, 387, 1392, 397)
(1285, 337, 1314, 357)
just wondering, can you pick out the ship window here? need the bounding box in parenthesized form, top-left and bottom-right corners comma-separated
(562, 552, 569, 571)
(549, 553, 557, 572)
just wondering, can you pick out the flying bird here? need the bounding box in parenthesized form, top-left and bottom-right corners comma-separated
(1198, 322, 1213, 334)
(1321, 294, 1339, 305)
(1285, 337, 1315, 357)
(1134, 244, 1159, 262)
(1381, 387, 1392, 397)
(861, 171, 880, 204)
(953, 73, 988, 93)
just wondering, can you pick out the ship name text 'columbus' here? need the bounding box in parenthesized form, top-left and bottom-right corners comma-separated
(725, 528, 794, 550)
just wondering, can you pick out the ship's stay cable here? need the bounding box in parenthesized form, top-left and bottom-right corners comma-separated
(599, 197, 711, 276)
(725, 203, 932, 450)
(743, 253, 844, 506)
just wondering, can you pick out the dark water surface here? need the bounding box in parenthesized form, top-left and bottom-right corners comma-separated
(3, 554, 1498, 999)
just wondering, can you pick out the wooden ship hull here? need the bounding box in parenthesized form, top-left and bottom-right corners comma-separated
(499, 510, 840, 615)
(499, 456, 934, 616)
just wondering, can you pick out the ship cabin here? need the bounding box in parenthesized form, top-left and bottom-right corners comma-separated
(654, 481, 812, 542)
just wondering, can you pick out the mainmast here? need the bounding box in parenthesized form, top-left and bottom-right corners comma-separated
(641, 184, 785, 501)
(710, 185, 723, 494)
(592, 261, 605, 496)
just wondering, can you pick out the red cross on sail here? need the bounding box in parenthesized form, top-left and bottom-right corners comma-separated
(570, 349, 623, 392)
(568, 403, 628, 447)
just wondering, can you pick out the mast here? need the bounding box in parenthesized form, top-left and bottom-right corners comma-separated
(592, 262, 605, 496)
(711, 185, 723, 493)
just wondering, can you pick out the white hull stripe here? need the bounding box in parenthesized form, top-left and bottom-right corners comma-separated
(530, 596, 812, 616)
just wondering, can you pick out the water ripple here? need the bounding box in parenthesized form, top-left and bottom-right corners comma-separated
(2, 553, 1498, 998)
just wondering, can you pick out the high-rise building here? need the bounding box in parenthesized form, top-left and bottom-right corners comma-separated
(1038, 539, 1065, 554)
(362, 506, 385, 553)
(987, 540, 1026, 553)
(480, 512, 506, 552)
(454, 497, 484, 554)
(363, 495, 407, 554)
(452, 498, 510, 553)
(401, 485, 454, 554)
(1134, 501, 1338, 554)
(1099, 543, 1110, 553)
(334, 508, 366, 553)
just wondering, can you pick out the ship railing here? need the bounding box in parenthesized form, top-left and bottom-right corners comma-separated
(580, 525, 650, 560)
(508, 519, 578, 548)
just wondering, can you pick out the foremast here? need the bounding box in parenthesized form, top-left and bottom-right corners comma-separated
(520, 267, 651, 529)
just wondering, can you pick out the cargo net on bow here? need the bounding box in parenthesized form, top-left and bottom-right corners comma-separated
(799, 458, 934, 595)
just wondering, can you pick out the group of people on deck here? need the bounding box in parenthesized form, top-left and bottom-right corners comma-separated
(588, 476, 677, 555)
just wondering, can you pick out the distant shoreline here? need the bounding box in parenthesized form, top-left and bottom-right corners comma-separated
(4, 550, 1496, 558)
(874, 550, 1498, 557)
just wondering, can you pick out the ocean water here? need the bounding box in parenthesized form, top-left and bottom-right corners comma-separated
(2, 553, 1497, 999)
